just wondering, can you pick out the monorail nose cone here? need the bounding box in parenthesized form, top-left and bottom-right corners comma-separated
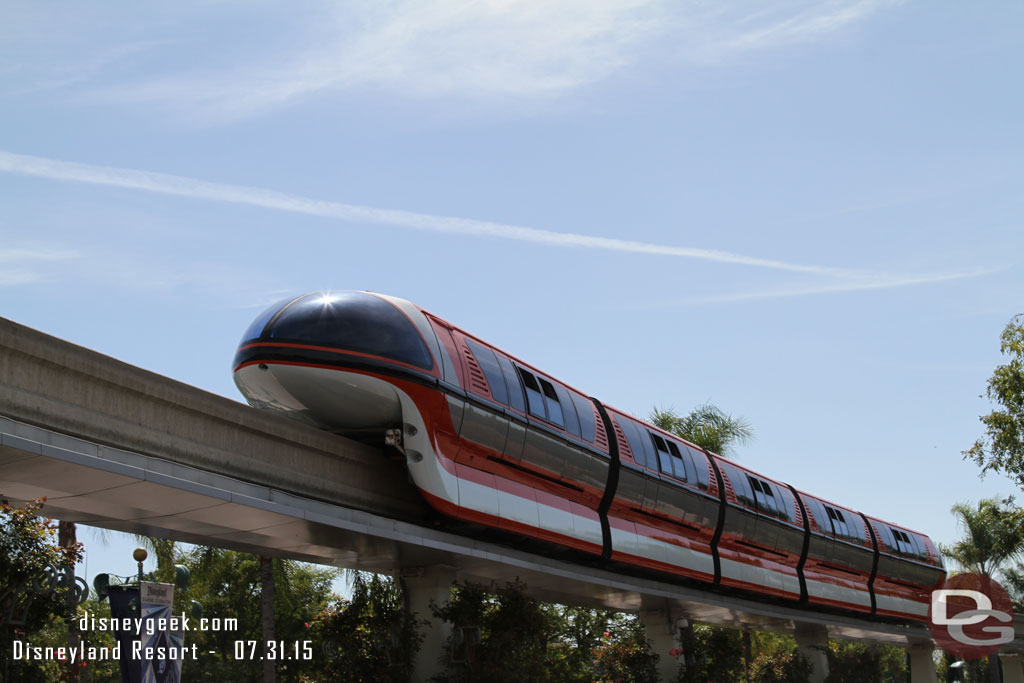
(236, 291, 434, 370)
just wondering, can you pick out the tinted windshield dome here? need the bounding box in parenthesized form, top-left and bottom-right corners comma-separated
(252, 291, 433, 370)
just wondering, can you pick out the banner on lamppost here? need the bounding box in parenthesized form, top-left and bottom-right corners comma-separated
(108, 585, 142, 683)
(140, 581, 182, 683)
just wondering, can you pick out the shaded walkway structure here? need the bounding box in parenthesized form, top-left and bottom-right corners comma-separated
(2, 317, 1022, 682)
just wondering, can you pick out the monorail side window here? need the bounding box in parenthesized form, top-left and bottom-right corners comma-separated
(496, 355, 526, 413)
(651, 433, 673, 474)
(891, 528, 916, 556)
(748, 476, 780, 516)
(538, 378, 564, 428)
(554, 385, 581, 438)
(650, 433, 688, 482)
(684, 446, 710, 489)
(804, 498, 829, 534)
(826, 506, 851, 538)
(571, 393, 597, 443)
(722, 463, 754, 507)
(517, 367, 546, 419)
(464, 338, 509, 405)
(665, 441, 690, 481)
(620, 419, 654, 470)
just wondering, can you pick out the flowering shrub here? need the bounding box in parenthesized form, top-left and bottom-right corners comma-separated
(591, 624, 658, 683)
(0, 499, 84, 683)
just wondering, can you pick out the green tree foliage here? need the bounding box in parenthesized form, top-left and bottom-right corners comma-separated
(674, 623, 745, 682)
(825, 641, 907, 683)
(430, 580, 553, 683)
(651, 404, 753, 457)
(939, 498, 1024, 577)
(746, 649, 811, 683)
(589, 617, 658, 683)
(965, 314, 1024, 487)
(175, 546, 338, 682)
(0, 499, 83, 683)
(429, 581, 658, 683)
(306, 572, 424, 683)
(1002, 565, 1024, 612)
(543, 605, 646, 683)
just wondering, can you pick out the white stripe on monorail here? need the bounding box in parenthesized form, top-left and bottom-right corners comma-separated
(806, 577, 873, 609)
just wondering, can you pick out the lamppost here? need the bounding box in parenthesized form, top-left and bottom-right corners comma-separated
(91, 547, 202, 683)
(133, 548, 147, 585)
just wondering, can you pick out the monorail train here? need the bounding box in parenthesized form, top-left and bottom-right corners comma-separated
(232, 291, 945, 622)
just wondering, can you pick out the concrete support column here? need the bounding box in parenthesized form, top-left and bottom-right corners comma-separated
(793, 623, 830, 683)
(639, 608, 686, 682)
(906, 641, 938, 683)
(401, 566, 457, 683)
(1002, 652, 1024, 683)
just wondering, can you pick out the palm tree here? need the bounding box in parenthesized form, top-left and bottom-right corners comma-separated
(940, 499, 1023, 577)
(939, 498, 1024, 683)
(649, 403, 754, 674)
(650, 404, 753, 457)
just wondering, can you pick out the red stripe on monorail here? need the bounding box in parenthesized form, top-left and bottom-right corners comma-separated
(236, 343, 441, 377)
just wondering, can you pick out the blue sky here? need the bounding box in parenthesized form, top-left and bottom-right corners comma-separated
(2, 1, 1023, 586)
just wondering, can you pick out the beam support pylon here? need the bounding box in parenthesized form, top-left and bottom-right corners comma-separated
(906, 640, 937, 683)
(1002, 652, 1024, 683)
(794, 622, 830, 683)
(639, 607, 686, 682)
(401, 565, 457, 683)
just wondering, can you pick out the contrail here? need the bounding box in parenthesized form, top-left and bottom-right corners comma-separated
(0, 149, 860, 276)
(654, 268, 1003, 307)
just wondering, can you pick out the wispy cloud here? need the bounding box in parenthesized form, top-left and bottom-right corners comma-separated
(0, 246, 82, 287)
(710, 0, 894, 54)
(0, 248, 81, 264)
(88, 0, 897, 121)
(1, 149, 994, 301)
(0, 149, 863, 277)
(657, 267, 1003, 307)
(0, 238, 287, 307)
(2, 41, 170, 97)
